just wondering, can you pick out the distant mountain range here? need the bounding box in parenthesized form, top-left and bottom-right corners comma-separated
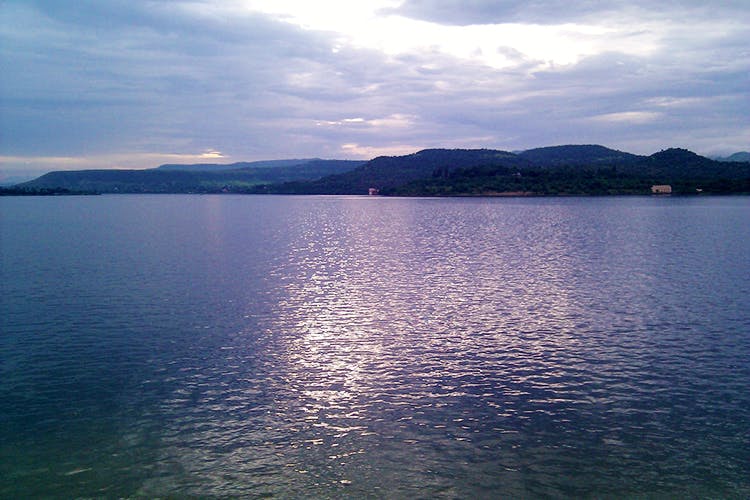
(155, 158, 325, 172)
(713, 152, 750, 163)
(10, 145, 750, 196)
(16, 159, 364, 194)
(259, 145, 750, 196)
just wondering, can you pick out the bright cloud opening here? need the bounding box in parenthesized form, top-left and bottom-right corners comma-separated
(589, 111, 663, 124)
(240, 0, 653, 68)
(340, 143, 421, 158)
(200, 150, 226, 159)
(317, 114, 414, 129)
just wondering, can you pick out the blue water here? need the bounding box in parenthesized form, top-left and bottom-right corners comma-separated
(1, 195, 749, 497)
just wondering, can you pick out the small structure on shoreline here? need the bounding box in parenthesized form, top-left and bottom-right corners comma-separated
(368, 187, 380, 196)
(651, 184, 672, 194)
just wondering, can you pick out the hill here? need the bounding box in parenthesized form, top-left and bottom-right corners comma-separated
(714, 152, 750, 163)
(256, 145, 749, 196)
(388, 147, 750, 196)
(17, 145, 750, 196)
(20, 159, 364, 193)
(518, 144, 643, 166)
(263, 149, 527, 194)
(156, 159, 321, 171)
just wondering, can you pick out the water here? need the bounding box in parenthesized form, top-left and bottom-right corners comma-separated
(1, 194, 749, 498)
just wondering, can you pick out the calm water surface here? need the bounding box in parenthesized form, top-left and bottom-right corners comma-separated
(1, 195, 749, 498)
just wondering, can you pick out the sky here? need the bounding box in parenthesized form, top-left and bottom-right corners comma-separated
(1, 0, 748, 180)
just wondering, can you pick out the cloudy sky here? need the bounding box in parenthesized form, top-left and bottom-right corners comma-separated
(1, 0, 748, 180)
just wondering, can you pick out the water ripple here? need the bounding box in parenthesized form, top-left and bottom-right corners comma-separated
(1, 195, 749, 497)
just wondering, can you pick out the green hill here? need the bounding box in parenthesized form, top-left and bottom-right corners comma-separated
(518, 144, 643, 166)
(255, 145, 749, 196)
(20, 160, 364, 193)
(17, 145, 750, 196)
(263, 149, 527, 194)
(715, 152, 750, 163)
(388, 147, 750, 196)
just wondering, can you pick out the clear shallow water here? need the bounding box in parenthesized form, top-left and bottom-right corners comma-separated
(1, 194, 749, 498)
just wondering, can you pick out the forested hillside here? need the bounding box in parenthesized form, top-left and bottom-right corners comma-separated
(261, 146, 750, 196)
(20, 160, 364, 193)
(16, 146, 750, 196)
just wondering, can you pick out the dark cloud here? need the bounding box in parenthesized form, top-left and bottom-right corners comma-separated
(388, 0, 748, 26)
(1, 0, 748, 179)
(1, 0, 343, 158)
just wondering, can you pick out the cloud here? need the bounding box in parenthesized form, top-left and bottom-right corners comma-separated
(199, 149, 226, 159)
(340, 143, 424, 158)
(317, 114, 414, 129)
(390, 0, 749, 26)
(2, 1, 351, 155)
(588, 111, 662, 124)
(1, 0, 748, 179)
(0, 150, 234, 174)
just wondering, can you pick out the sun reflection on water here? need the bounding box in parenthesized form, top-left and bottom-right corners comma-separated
(4, 196, 749, 497)
(121, 197, 750, 497)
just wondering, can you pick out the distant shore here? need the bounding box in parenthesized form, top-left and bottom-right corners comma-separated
(0, 187, 98, 196)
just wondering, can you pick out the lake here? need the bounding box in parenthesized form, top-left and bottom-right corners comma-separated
(1, 194, 749, 497)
